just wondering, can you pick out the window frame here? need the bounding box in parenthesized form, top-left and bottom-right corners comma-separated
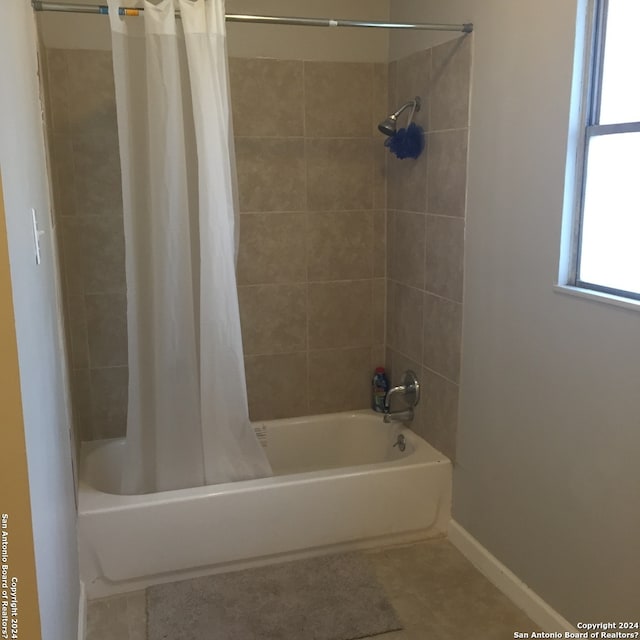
(573, 0, 640, 302)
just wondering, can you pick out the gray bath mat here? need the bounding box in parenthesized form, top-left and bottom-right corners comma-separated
(147, 552, 403, 640)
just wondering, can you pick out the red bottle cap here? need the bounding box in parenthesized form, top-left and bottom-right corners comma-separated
(375, 366, 385, 373)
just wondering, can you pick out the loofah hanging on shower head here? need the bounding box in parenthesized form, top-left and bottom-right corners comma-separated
(384, 122, 425, 159)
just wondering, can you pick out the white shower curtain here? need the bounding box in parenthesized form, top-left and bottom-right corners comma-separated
(108, 0, 271, 494)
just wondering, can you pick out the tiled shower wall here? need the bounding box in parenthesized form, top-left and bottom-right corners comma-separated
(231, 58, 387, 419)
(386, 37, 471, 461)
(43, 38, 471, 455)
(43, 49, 127, 444)
(42, 50, 387, 439)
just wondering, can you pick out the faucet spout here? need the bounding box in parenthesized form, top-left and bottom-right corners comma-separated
(384, 384, 407, 410)
(383, 408, 414, 424)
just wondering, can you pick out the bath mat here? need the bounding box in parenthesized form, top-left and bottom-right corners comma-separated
(147, 552, 403, 640)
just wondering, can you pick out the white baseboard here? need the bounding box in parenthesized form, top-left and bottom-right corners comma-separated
(448, 520, 576, 633)
(77, 580, 87, 640)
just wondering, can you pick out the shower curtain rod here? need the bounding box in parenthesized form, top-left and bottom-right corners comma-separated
(31, 1, 474, 33)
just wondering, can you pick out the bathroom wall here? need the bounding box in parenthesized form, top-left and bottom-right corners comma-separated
(1, 1, 79, 636)
(391, 0, 640, 622)
(0, 179, 42, 640)
(42, 39, 388, 436)
(231, 58, 387, 419)
(385, 36, 471, 461)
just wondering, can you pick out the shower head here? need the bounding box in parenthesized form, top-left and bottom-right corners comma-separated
(378, 115, 398, 137)
(378, 96, 421, 136)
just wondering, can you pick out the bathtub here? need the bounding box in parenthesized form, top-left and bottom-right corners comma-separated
(79, 410, 452, 598)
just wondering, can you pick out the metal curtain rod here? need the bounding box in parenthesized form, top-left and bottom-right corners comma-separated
(31, 2, 474, 33)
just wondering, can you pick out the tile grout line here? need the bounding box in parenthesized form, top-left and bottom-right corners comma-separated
(245, 346, 379, 359)
(302, 61, 311, 416)
(421, 212, 428, 370)
(386, 277, 463, 307)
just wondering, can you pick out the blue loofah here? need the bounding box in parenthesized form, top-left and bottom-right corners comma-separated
(384, 122, 425, 159)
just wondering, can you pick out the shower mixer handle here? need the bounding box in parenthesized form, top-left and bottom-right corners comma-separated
(384, 370, 420, 411)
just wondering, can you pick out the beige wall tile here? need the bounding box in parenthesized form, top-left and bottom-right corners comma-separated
(85, 293, 128, 368)
(82, 216, 126, 293)
(427, 129, 468, 218)
(50, 135, 76, 216)
(418, 367, 459, 462)
(423, 293, 462, 383)
(71, 368, 92, 442)
(390, 211, 426, 289)
(386, 150, 428, 213)
(387, 61, 397, 112)
(60, 216, 85, 296)
(67, 294, 89, 369)
(238, 284, 307, 356)
(373, 278, 386, 344)
(235, 137, 306, 212)
(306, 138, 373, 211)
(308, 348, 371, 413)
(245, 353, 308, 421)
(65, 49, 117, 135)
(371, 345, 386, 371)
(237, 213, 306, 285)
(384, 346, 394, 382)
(307, 211, 373, 281)
(45, 48, 70, 134)
(430, 36, 472, 132)
(89, 366, 128, 439)
(386, 210, 396, 280)
(372, 144, 387, 210)
(229, 58, 304, 137)
(395, 49, 430, 132)
(73, 132, 123, 216)
(389, 350, 421, 386)
(386, 281, 423, 364)
(61, 216, 125, 296)
(372, 63, 389, 137)
(425, 215, 465, 302)
(304, 62, 373, 138)
(308, 280, 373, 349)
(373, 210, 386, 277)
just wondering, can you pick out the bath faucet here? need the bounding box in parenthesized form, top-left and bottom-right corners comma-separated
(383, 408, 414, 424)
(383, 370, 420, 424)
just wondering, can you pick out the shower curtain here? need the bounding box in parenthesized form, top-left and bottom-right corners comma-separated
(108, 0, 272, 494)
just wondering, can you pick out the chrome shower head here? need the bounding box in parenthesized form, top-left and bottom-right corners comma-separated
(377, 96, 421, 137)
(378, 115, 398, 136)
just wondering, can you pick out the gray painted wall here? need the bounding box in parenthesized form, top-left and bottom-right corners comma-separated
(0, 2, 79, 638)
(391, 0, 640, 622)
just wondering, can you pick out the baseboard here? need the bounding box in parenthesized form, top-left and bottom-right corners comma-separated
(448, 521, 576, 633)
(77, 580, 87, 640)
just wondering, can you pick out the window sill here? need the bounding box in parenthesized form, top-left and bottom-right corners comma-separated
(553, 284, 640, 313)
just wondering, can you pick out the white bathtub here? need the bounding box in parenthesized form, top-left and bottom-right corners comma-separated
(79, 410, 452, 598)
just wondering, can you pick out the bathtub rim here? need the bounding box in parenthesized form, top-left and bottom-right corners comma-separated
(79, 410, 450, 510)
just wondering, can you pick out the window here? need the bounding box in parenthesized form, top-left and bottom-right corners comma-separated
(575, 0, 640, 301)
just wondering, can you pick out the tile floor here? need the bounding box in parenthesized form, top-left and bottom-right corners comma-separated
(86, 538, 540, 640)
